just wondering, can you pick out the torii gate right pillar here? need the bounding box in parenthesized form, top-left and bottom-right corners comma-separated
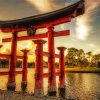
(47, 26, 57, 96)
(57, 47, 66, 98)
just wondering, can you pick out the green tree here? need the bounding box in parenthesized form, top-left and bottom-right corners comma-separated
(65, 48, 78, 67)
(77, 49, 85, 67)
(86, 51, 92, 67)
(91, 54, 100, 67)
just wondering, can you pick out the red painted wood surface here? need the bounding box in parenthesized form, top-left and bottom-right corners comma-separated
(1, 17, 71, 33)
(8, 32, 17, 84)
(48, 26, 56, 92)
(0, 71, 22, 76)
(33, 40, 46, 93)
(57, 47, 66, 87)
(1, 27, 27, 33)
(43, 52, 60, 58)
(2, 30, 70, 42)
(0, 54, 23, 59)
(0, 54, 10, 58)
(33, 17, 71, 29)
(43, 72, 59, 78)
(21, 50, 29, 82)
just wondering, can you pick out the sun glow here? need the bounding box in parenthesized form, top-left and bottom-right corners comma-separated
(76, 17, 89, 40)
(76, 0, 100, 41)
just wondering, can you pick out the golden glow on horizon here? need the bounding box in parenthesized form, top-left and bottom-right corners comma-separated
(18, 40, 33, 50)
(28, 55, 35, 62)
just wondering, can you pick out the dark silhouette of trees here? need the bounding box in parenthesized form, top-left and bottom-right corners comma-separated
(28, 62, 35, 68)
(65, 47, 100, 68)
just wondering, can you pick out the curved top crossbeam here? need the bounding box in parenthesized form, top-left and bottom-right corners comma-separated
(0, 0, 84, 32)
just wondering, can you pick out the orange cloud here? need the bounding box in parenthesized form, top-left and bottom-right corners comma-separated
(26, 0, 63, 13)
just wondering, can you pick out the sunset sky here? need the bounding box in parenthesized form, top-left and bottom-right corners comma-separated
(0, 0, 100, 62)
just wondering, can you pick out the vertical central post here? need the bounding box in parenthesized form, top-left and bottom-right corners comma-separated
(7, 31, 17, 91)
(21, 49, 29, 92)
(33, 39, 46, 96)
(47, 26, 57, 96)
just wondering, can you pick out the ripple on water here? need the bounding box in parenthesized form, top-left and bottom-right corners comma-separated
(66, 73, 100, 100)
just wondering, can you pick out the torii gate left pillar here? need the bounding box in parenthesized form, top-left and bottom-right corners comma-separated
(7, 31, 17, 91)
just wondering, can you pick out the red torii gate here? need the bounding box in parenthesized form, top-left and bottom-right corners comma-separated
(0, 0, 85, 97)
(1, 26, 70, 95)
(2, 30, 68, 94)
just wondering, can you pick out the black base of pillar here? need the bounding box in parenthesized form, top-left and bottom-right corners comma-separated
(48, 87, 57, 96)
(48, 91, 57, 96)
(59, 87, 66, 98)
(21, 82, 27, 92)
(7, 83, 16, 91)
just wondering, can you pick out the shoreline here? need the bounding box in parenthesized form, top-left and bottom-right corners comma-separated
(65, 67, 100, 73)
(66, 71, 100, 73)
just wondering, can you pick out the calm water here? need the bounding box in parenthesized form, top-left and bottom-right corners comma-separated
(0, 68, 100, 100)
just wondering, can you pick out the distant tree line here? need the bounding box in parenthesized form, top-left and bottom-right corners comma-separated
(0, 59, 35, 68)
(0, 59, 58, 68)
(65, 48, 100, 68)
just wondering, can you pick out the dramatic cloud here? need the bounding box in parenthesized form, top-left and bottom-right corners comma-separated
(26, 0, 63, 13)
(76, 0, 100, 40)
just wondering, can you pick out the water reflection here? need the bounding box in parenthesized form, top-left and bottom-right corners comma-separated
(0, 68, 100, 100)
(66, 73, 100, 100)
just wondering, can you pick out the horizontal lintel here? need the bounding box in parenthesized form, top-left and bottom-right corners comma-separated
(2, 30, 70, 42)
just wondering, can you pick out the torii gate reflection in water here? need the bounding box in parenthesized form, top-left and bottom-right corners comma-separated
(0, 0, 85, 98)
